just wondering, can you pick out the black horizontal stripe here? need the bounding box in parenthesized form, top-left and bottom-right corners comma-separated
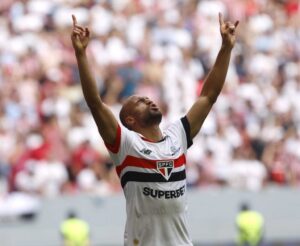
(121, 170, 186, 188)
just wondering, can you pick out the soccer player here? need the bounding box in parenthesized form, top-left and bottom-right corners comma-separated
(71, 13, 238, 246)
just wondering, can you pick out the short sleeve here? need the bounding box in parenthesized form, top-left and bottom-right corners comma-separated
(164, 117, 193, 153)
(104, 124, 133, 167)
(180, 116, 193, 148)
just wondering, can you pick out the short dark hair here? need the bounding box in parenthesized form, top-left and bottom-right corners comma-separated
(240, 202, 250, 211)
(67, 210, 77, 219)
(119, 106, 127, 128)
(119, 105, 132, 130)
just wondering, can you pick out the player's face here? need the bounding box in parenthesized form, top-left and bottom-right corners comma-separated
(128, 95, 162, 127)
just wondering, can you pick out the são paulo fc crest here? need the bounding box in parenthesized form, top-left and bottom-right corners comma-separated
(156, 160, 174, 180)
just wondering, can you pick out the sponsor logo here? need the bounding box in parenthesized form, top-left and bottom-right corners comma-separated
(143, 186, 185, 199)
(139, 148, 152, 155)
(156, 160, 174, 180)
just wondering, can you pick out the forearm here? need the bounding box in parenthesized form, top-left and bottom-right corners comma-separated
(186, 14, 238, 138)
(75, 50, 119, 143)
(71, 16, 119, 145)
(200, 44, 232, 103)
(75, 50, 102, 107)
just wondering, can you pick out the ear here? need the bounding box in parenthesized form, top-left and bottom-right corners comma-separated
(125, 116, 135, 129)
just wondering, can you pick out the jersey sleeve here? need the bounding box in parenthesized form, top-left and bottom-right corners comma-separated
(165, 116, 193, 152)
(180, 116, 193, 149)
(104, 124, 133, 167)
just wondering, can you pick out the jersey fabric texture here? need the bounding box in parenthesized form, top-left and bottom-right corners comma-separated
(105, 117, 193, 246)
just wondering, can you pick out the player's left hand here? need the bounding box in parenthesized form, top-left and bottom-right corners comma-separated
(219, 13, 239, 49)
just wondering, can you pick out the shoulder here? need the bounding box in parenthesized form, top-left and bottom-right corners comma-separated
(164, 119, 183, 134)
(164, 117, 193, 149)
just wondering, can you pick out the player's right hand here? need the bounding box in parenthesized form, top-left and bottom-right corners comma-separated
(71, 15, 90, 53)
(218, 13, 239, 49)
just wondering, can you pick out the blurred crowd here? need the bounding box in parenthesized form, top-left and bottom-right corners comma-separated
(0, 0, 299, 199)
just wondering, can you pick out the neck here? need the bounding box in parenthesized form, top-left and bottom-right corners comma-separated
(135, 125, 163, 142)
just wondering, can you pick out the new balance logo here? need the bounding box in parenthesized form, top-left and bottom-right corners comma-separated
(170, 146, 180, 156)
(139, 148, 152, 155)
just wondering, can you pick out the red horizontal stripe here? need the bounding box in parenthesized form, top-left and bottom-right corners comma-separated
(116, 154, 186, 176)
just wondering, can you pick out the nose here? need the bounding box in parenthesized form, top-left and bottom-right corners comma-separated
(144, 97, 152, 105)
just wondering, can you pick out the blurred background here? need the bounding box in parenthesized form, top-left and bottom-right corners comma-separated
(0, 0, 299, 245)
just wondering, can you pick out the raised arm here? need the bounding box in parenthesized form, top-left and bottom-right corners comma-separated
(71, 15, 118, 145)
(186, 13, 239, 138)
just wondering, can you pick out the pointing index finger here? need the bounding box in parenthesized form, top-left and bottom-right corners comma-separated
(218, 12, 224, 26)
(72, 15, 77, 27)
(234, 20, 239, 28)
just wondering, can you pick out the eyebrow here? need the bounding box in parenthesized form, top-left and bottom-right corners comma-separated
(135, 97, 143, 104)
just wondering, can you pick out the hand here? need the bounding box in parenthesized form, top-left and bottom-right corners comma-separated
(71, 15, 90, 54)
(219, 13, 239, 49)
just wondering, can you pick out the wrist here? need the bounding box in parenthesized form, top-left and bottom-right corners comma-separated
(75, 48, 86, 57)
(221, 43, 233, 51)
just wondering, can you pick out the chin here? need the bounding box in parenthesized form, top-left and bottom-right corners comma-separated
(145, 111, 162, 126)
(151, 112, 163, 124)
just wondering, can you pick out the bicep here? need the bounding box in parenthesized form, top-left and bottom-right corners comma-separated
(88, 102, 119, 145)
(186, 96, 214, 138)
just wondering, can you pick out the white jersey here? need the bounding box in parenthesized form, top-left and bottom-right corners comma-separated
(105, 117, 193, 246)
